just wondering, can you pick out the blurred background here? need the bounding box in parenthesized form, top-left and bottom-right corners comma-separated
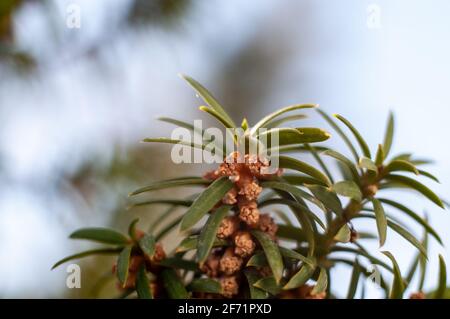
(0, 0, 449, 298)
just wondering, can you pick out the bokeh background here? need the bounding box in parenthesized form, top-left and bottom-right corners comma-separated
(1, 0, 449, 298)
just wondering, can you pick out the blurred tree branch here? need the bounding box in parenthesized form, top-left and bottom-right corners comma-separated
(0, 0, 36, 70)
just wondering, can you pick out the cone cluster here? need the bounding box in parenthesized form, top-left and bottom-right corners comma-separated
(112, 231, 166, 297)
(200, 152, 281, 298)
